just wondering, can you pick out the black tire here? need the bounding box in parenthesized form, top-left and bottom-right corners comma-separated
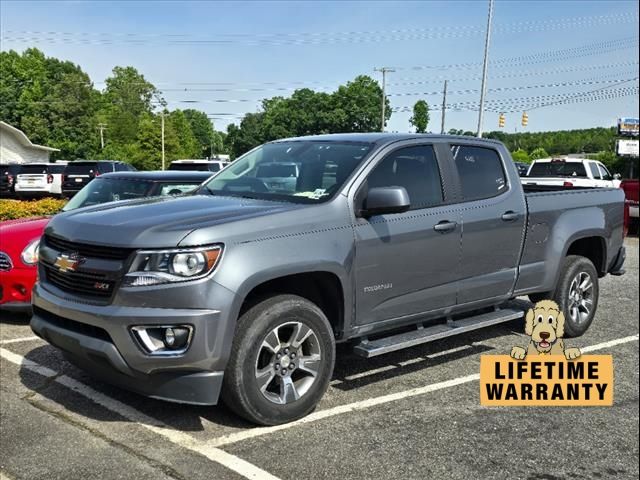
(221, 294, 335, 425)
(551, 255, 599, 338)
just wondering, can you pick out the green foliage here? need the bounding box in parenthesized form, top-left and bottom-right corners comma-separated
(0, 198, 67, 221)
(410, 100, 430, 133)
(447, 129, 475, 136)
(225, 75, 390, 157)
(511, 149, 530, 163)
(529, 147, 549, 160)
(0, 48, 226, 167)
(183, 109, 215, 157)
(0, 48, 100, 159)
(484, 127, 616, 156)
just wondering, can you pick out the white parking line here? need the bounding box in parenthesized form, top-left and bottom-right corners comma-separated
(0, 336, 42, 345)
(1, 333, 638, 458)
(0, 347, 281, 480)
(204, 333, 640, 448)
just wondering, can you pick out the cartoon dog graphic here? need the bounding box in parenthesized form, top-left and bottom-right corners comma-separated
(511, 299, 581, 360)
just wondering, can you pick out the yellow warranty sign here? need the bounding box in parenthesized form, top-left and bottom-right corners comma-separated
(480, 355, 613, 406)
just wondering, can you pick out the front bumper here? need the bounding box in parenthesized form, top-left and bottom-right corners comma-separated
(0, 267, 36, 311)
(30, 282, 237, 405)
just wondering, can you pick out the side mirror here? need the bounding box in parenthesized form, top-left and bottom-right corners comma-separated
(614, 173, 622, 180)
(360, 186, 410, 217)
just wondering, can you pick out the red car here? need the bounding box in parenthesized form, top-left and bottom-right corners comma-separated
(621, 179, 639, 233)
(0, 170, 212, 312)
(0, 217, 46, 311)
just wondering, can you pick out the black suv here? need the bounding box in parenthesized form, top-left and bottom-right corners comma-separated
(62, 161, 136, 197)
(0, 164, 22, 198)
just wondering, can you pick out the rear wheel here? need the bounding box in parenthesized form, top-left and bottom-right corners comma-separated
(551, 255, 599, 337)
(222, 294, 335, 425)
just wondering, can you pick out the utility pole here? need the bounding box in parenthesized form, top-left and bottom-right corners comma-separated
(476, 0, 495, 138)
(374, 67, 395, 132)
(161, 112, 165, 170)
(440, 80, 448, 134)
(97, 123, 107, 149)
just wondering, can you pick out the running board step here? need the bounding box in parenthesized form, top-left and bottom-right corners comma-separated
(353, 308, 525, 358)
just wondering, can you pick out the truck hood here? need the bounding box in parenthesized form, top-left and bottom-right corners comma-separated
(45, 194, 303, 248)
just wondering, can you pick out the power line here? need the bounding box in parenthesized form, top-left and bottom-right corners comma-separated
(3, 13, 637, 47)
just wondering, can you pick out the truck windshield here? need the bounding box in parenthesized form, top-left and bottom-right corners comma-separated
(528, 162, 588, 178)
(200, 141, 373, 203)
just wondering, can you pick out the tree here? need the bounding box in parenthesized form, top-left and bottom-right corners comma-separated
(183, 109, 215, 157)
(0, 48, 100, 159)
(511, 149, 531, 163)
(167, 110, 200, 159)
(225, 75, 390, 157)
(530, 147, 549, 160)
(225, 113, 265, 158)
(332, 75, 390, 132)
(409, 100, 430, 133)
(101, 66, 162, 145)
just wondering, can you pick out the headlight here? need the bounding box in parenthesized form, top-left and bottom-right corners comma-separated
(123, 245, 222, 287)
(21, 238, 40, 265)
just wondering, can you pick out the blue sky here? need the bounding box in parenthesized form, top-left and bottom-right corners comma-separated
(1, 0, 638, 134)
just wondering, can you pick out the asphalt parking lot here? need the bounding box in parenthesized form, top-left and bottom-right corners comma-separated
(1, 238, 638, 480)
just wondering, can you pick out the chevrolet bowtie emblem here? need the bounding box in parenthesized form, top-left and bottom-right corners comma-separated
(53, 252, 85, 272)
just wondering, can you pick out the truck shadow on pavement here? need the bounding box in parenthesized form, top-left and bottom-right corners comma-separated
(16, 316, 526, 433)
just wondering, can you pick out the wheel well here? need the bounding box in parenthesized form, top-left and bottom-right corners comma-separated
(566, 236, 606, 276)
(241, 272, 345, 337)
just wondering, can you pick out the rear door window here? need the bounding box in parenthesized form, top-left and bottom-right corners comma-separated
(98, 162, 116, 173)
(451, 145, 507, 201)
(589, 162, 601, 179)
(65, 163, 97, 175)
(366, 145, 443, 210)
(598, 164, 612, 181)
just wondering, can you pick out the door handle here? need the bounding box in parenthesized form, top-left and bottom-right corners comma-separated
(434, 220, 457, 233)
(501, 211, 519, 222)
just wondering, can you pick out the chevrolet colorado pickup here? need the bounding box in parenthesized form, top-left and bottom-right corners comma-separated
(31, 134, 626, 425)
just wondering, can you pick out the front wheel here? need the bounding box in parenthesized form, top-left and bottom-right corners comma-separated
(221, 294, 335, 425)
(552, 255, 599, 337)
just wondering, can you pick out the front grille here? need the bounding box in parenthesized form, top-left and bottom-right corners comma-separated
(33, 306, 112, 342)
(43, 262, 115, 298)
(0, 252, 12, 271)
(45, 235, 132, 260)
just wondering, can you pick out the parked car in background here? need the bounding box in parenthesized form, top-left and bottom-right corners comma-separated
(168, 159, 229, 173)
(513, 162, 529, 177)
(255, 162, 300, 192)
(0, 164, 22, 198)
(62, 160, 136, 197)
(30, 133, 625, 425)
(14, 162, 68, 198)
(0, 170, 211, 312)
(522, 157, 621, 188)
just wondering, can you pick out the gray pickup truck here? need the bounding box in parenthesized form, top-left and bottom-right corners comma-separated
(31, 134, 626, 425)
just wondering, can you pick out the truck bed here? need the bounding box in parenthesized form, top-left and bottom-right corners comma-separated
(514, 186, 626, 295)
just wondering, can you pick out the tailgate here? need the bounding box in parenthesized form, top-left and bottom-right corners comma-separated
(16, 174, 47, 188)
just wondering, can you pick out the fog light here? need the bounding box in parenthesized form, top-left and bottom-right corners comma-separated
(131, 325, 193, 355)
(165, 328, 176, 347)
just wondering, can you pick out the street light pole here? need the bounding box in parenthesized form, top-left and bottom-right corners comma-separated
(440, 80, 448, 134)
(476, 0, 495, 138)
(161, 112, 165, 170)
(374, 67, 395, 132)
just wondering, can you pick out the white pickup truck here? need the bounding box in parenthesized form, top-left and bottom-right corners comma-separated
(522, 157, 621, 189)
